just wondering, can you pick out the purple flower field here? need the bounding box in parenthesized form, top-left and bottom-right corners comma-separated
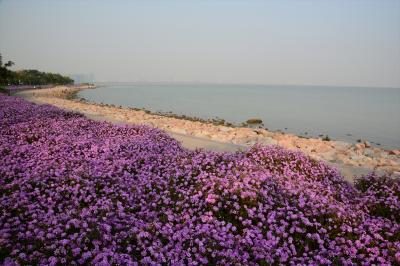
(1, 94, 399, 265)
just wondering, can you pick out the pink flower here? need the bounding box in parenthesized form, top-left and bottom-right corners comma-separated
(205, 194, 217, 204)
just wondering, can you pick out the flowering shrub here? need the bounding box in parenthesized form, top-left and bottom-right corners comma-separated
(355, 173, 400, 223)
(1, 94, 399, 265)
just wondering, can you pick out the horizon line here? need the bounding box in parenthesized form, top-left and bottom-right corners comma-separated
(91, 81, 400, 90)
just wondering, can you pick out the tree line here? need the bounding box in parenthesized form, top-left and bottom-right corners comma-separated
(0, 53, 74, 87)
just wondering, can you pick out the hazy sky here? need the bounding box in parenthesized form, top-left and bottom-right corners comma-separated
(1, 0, 399, 87)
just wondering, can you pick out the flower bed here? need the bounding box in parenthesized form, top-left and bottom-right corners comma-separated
(1, 94, 399, 265)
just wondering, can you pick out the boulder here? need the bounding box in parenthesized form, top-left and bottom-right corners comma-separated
(332, 141, 352, 150)
(218, 126, 231, 133)
(355, 143, 365, 150)
(245, 118, 263, 124)
(389, 149, 400, 156)
(363, 141, 372, 148)
(259, 137, 278, 146)
(363, 148, 375, 158)
(349, 154, 364, 162)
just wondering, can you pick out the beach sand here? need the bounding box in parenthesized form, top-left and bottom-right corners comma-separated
(15, 85, 400, 181)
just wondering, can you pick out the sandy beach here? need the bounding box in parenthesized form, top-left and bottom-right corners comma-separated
(15, 85, 400, 181)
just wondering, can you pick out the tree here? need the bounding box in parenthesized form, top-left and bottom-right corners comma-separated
(0, 53, 15, 86)
(0, 53, 14, 68)
(4, 60, 14, 68)
(0, 53, 74, 86)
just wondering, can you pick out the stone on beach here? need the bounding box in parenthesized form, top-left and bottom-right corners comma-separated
(245, 118, 263, 124)
(389, 149, 400, 156)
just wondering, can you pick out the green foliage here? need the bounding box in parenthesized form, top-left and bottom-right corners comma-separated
(0, 85, 6, 94)
(246, 118, 263, 124)
(12, 69, 73, 85)
(0, 54, 15, 86)
(322, 135, 331, 141)
(0, 53, 73, 86)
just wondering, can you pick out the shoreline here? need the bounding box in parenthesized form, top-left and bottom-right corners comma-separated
(14, 85, 400, 180)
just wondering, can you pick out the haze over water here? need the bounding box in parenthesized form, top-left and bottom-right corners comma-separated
(1, 1, 399, 88)
(79, 84, 400, 149)
(2, 0, 400, 148)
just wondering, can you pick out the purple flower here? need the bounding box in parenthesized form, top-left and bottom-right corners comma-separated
(0, 94, 399, 265)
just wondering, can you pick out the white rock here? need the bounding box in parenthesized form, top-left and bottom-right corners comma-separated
(260, 137, 278, 146)
(218, 126, 231, 133)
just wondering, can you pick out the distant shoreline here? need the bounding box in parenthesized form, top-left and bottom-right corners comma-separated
(14, 85, 400, 181)
(93, 81, 400, 90)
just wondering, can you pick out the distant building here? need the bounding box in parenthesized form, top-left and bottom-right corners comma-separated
(69, 73, 95, 84)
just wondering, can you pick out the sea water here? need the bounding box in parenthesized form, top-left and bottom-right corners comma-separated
(78, 84, 400, 149)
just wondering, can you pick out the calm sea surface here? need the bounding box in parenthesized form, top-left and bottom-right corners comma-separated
(78, 84, 400, 149)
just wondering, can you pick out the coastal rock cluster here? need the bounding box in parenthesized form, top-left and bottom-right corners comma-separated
(17, 86, 400, 179)
(1, 94, 399, 264)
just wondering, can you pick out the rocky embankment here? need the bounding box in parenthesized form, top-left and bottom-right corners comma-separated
(16, 86, 400, 179)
